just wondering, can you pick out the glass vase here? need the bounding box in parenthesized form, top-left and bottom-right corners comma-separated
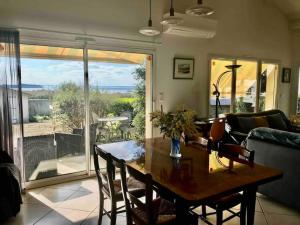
(170, 138, 181, 158)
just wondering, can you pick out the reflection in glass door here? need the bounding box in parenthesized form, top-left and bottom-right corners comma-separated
(259, 63, 278, 111)
(20, 44, 85, 181)
(209, 59, 234, 118)
(235, 60, 258, 113)
(87, 50, 149, 170)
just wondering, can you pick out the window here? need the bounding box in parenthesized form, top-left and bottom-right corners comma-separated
(297, 71, 300, 114)
(209, 58, 279, 117)
(20, 44, 152, 183)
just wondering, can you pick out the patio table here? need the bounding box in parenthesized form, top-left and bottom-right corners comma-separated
(97, 116, 128, 122)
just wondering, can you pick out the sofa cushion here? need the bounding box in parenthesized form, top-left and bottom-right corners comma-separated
(247, 127, 300, 149)
(253, 116, 269, 127)
(237, 117, 256, 133)
(267, 113, 288, 131)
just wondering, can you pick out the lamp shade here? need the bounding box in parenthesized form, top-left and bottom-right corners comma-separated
(139, 0, 160, 37)
(185, 0, 214, 16)
(226, 65, 241, 70)
(161, 0, 183, 26)
(160, 15, 183, 26)
(139, 26, 161, 36)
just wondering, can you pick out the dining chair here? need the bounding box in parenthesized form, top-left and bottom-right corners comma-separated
(93, 146, 145, 225)
(118, 160, 176, 225)
(207, 118, 225, 152)
(192, 119, 254, 225)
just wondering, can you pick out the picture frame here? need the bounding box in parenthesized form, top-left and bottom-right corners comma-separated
(173, 58, 194, 79)
(282, 68, 291, 83)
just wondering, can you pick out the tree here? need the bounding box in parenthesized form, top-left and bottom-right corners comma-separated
(132, 66, 146, 140)
(53, 82, 85, 132)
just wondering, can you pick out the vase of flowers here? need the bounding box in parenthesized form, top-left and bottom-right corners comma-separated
(150, 107, 198, 158)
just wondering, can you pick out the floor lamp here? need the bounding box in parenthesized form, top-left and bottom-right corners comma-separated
(213, 65, 241, 118)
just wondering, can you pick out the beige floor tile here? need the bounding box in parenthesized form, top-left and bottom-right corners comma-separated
(34, 208, 91, 225)
(3, 203, 51, 225)
(78, 178, 99, 193)
(57, 191, 99, 212)
(29, 187, 76, 208)
(265, 213, 300, 225)
(82, 213, 126, 225)
(232, 198, 262, 212)
(197, 209, 267, 225)
(259, 196, 300, 216)
(47, 180, 83, 191)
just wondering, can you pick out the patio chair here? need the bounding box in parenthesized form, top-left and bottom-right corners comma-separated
(22, 134, 56, 181)
(55, 133, 84, 158)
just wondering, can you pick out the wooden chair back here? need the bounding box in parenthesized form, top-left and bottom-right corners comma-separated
(210, 118, 225, 142)
(93, 145, 117, 199)
(119, 160, 157, 225)
(219, 143, 255, 168)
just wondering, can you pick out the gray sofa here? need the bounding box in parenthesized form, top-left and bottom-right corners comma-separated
(225, 109, 300, 144)
(246, 127, 300, 211)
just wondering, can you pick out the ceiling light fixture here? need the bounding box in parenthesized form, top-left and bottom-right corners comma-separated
(139, 0, 161, 36)
(161, 0, 183, 26)
(186, 0, 215, 16)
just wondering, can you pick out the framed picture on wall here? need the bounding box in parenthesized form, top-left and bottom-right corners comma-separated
(282, 68, 291, 83)
(173, 58, 194, 79)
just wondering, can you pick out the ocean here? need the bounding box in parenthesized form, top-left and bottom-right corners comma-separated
(21, 84, 136, 93)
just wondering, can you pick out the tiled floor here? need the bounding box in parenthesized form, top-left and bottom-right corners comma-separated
(3, 178, 300, 225)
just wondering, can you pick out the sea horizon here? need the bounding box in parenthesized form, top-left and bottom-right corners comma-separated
(21, 84, 136, 93)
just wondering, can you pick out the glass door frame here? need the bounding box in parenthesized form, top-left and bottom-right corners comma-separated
(20, 39, 156, 189)
(207, 54, 281, 117)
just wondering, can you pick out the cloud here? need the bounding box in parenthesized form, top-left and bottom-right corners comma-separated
(20, 58, 140, 86)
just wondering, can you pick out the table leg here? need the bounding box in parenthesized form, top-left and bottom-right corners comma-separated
(175, 200, 198, 225)
(246, 186, 258, 225)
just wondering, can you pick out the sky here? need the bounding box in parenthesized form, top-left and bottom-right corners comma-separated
(20, 58, 140, 87)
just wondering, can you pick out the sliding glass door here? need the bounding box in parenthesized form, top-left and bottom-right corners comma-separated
(20, 44, 85, 181)
(259, 63, 278, 112)
(235, 60, 258, 113)
(87, 49, 149, 170)
(20, 44, 152, 184)
(209, 59, 234, 118)
(209, 57, 279, 117)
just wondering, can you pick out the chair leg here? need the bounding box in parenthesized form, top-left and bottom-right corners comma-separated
(240, 200, 247, 225)
(98, 193, 104, 225)
(202, 205, 207, 218)
(110, 201, 117, 225)
(216, 209, 223, 225)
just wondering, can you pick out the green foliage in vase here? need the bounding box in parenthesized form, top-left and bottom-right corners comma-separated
(150, 107, 198, 139)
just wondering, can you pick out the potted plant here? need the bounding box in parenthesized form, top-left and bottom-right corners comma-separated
(150, 107, 198, 158)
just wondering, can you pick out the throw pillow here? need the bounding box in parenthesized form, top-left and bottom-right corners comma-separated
(253, 116, 269, 127)
(267, 113, 288, 131)
(237, 117, 256, 133)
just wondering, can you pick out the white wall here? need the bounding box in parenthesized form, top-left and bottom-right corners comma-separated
(156, 0, 291, 116)
(0, 0, 292, 116)
(290, 30, 300, 115)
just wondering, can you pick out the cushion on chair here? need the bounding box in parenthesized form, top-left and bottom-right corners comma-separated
(103, 176, 145, 197)
(131, 198, 176, 225)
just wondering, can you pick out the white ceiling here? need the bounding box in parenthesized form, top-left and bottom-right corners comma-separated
(269, 0, 300, 20)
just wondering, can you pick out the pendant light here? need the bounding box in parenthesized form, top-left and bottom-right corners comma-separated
(186, 0, 215, 16)
(160, 0, 183, 26)
(139, 0, 161, 36)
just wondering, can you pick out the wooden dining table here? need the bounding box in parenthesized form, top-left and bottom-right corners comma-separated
(97, 137, 282, 225)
